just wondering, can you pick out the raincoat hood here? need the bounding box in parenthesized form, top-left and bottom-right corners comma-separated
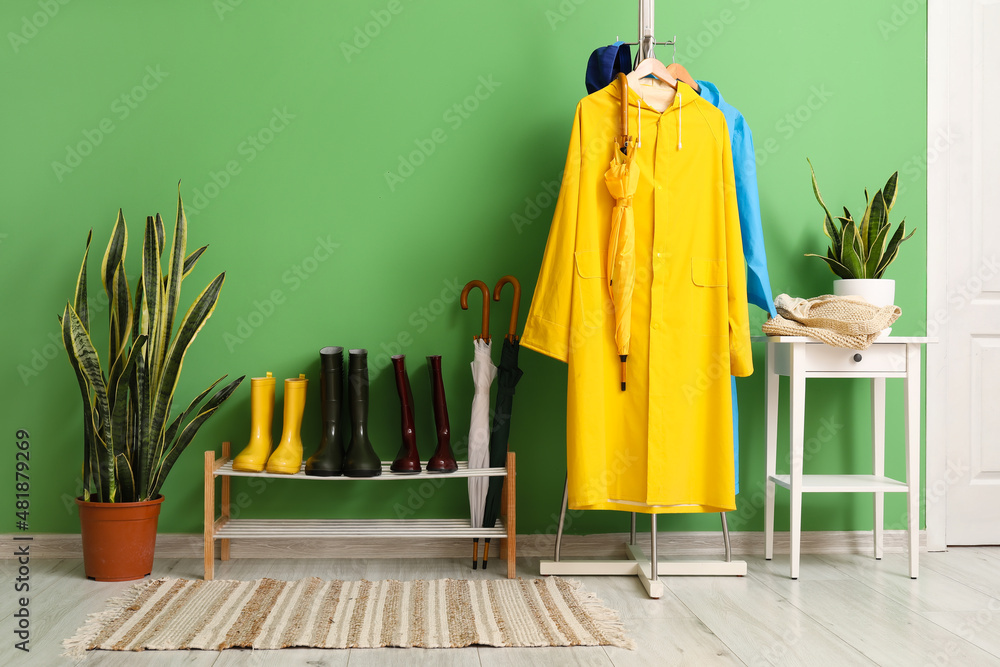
(585, 41, 632, 95)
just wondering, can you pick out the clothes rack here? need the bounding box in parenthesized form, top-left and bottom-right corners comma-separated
(620, 0, 675, 63)
(537, 0, 747, 599)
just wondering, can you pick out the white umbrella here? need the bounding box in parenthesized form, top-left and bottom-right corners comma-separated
(467, 337, 496, 567)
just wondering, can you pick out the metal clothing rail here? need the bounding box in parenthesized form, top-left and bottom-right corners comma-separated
(538, 0, 746, 599)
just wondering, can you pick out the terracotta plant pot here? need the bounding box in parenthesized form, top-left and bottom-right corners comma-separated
(75, 495, 164, 582)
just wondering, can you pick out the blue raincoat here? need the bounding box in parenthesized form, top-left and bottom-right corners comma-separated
(697, 79, 777, 494)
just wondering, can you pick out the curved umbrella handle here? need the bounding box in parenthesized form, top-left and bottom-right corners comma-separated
(493, 275, 521, 341)
(461, 280, 491, 342)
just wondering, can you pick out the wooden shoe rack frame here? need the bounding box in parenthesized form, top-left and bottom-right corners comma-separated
(204, 442, 516, 580)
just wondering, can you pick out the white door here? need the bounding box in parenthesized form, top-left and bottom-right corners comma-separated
(927, 0, 1000, 546)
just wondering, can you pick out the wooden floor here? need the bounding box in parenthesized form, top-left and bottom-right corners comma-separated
(4, 548, 1000, 666)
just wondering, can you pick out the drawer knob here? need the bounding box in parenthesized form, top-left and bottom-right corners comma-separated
(853, 353, 863, 362)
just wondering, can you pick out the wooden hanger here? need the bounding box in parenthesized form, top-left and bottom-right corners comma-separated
(626, 57, 677, 112)
(666, 63, 700, 93)
(627, 57, 677, 90)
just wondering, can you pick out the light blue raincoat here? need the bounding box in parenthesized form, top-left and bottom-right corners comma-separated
(697, 79, 777, 494)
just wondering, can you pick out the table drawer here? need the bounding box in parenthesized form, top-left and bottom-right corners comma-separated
(804, 342, 907, 373)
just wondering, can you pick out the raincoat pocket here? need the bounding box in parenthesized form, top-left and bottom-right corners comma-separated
(574, 250, 607, 323)
(691, 257, 727, 335)
(574, 250, 605, 279)
(691, 258, 727, 287)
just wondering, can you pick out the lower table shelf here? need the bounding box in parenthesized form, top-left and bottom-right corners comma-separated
(769, 474, 908, 493)
(204, 442, 516, 580)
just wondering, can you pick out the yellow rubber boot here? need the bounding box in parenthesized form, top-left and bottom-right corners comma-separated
(266, 374, 309, 474)
(232, 372, 276, 472)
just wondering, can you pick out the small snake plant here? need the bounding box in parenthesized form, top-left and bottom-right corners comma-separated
(61, 186, 243, 503)
(805, 159, 915, 279)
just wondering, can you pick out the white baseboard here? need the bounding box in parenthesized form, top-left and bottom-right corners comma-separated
(2, 530, 928, 559)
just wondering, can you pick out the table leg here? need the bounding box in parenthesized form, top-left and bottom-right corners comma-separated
(872, 378, 886, 560)
(765, 341, 779, 561)
(789, 344, 807, 580)
(905, 344, 921, 579)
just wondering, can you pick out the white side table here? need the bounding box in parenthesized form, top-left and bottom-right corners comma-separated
(755, 336, 933, 580)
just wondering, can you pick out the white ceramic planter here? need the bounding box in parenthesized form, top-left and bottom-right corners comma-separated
(833, 278, 895, 307)
(833, 279, 895, 337)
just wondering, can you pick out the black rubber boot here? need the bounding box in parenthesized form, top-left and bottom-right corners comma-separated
(343, 349, 382, 477)
(305, 346, 344, 476)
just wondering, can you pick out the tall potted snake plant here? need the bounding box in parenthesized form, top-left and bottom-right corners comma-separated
(61, 186, 243, 581)
(805, 159, 916, 311)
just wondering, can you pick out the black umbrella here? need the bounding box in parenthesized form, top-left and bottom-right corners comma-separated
(481, 276, 523, 569)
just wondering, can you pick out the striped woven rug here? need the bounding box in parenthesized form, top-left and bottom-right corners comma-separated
(64, 576, 633, 654)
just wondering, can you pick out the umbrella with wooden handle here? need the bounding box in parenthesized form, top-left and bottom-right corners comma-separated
(481, 275, 524, 570)
(461, 280, 495, 570)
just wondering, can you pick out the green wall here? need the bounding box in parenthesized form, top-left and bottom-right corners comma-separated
(1, 0, 927, 538)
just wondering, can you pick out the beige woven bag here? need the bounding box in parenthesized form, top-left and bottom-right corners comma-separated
(762, 294, 901, 350)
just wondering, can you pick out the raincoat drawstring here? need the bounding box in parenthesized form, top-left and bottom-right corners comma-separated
(637, 102, 642, 148)
(630, 85, 681, 151)
(677, 91, 683, 150)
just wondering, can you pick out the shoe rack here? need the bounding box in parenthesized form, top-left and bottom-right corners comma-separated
(204, 441, 516, 580)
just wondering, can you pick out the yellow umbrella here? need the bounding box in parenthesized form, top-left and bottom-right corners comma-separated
(605, 74, 640, 390)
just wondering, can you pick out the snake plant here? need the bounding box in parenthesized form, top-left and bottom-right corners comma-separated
(805, 159, 915, 279)
(60, 186, 243, 503)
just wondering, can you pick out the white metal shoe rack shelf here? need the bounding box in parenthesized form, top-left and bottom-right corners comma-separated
(204, 442, 516, 579)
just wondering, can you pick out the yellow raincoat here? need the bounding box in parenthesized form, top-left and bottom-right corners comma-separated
(522, 81, 752, 514)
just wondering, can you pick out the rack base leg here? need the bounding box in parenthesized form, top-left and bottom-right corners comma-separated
(541, 475, 745, 597)
(554, 477, 569, 561)
(627, 543, 663, 598)
(541, 544, 747, 597)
